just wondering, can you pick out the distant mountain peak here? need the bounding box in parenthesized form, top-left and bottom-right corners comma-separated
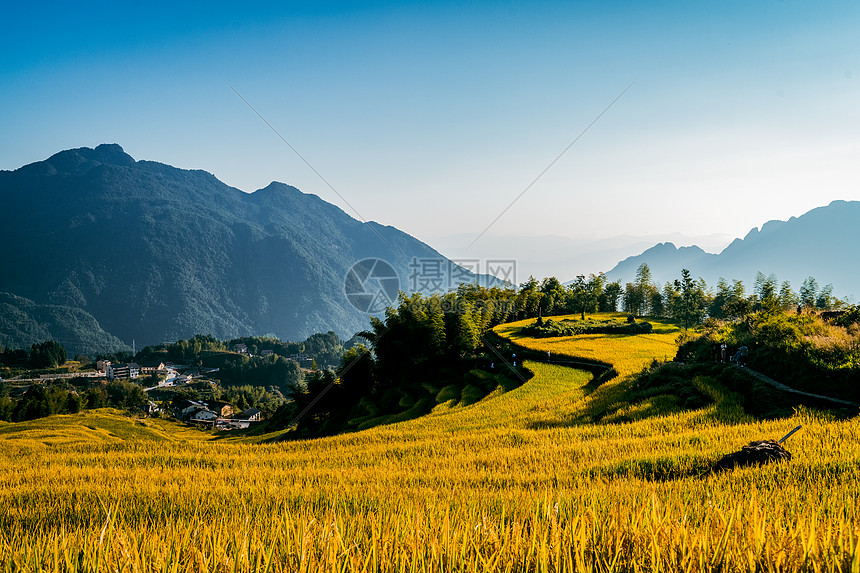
(250, 181, 313, 202)
(36, 143, 135, 177)
(0, 144, 493, 353)
(606, 200, 860, 297)
(92, 143, 134, 163)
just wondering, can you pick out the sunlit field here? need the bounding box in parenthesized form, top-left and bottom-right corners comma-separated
(2, 314, 860, 571)
(495, 313, 682, 376)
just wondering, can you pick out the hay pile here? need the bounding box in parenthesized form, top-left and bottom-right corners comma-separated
(714, 439, 791, 472)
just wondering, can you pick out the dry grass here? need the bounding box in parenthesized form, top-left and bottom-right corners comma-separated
(1, 313, 859, 571)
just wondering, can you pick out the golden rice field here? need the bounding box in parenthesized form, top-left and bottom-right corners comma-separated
(2, 313, 860, 572)
(495, 313, 682, 377)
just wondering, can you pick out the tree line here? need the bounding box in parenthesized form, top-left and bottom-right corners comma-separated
(0, 378, 147, 423)
(476, 264, 846, 330)
(618, 263, 845, 328)
(279, 267, 852, 437)
(0, 340, 67, 370)
(1, 266, 849, 431)
(131, 331, 348, 369)
(281, 284, 528, 437)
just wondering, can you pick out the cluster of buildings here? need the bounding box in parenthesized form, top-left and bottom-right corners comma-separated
(95, 360, 168, 380)
(90, 356, 268, 430)
(173, 399, 262, 430)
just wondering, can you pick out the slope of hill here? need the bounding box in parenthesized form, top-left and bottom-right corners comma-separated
(0, 291, 128, 356)
(605, 200, 860, 294)
(0, 144, 495, 352)
(0, 408, 218, 448)
(3, 315, 859, 570)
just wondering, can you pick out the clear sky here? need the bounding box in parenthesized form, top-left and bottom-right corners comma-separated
(3, 1, 859, 255)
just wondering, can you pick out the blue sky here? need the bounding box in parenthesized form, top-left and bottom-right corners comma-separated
(3, 1, 860, 261)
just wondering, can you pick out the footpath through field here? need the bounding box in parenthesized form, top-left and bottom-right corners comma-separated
(739, 365, 860, 407)
(492, 313, 682, 377)
(498, 313, 859, 410)
(375, 316, 683, 435)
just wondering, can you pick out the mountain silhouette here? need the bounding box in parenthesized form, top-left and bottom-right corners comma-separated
(605, 200, 860, 297)
(0, 144, 496, 354)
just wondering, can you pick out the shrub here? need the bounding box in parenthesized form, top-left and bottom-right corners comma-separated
(435, 384, 461, 404)
(459, 384, 484, 406)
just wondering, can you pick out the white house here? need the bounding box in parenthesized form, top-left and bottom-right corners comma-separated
(236, 407, 262, 422)
(188, 408, 217, 423)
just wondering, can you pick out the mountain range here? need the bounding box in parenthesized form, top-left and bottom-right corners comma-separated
(2, 144, 857, 356)
(605, 200, 860, 298)
(431, 231, 734, 284)
(0, 144, 497, 356)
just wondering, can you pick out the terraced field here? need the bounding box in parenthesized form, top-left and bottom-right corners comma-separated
(2, 313, 859, 571)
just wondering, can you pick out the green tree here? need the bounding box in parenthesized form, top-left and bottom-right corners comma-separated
(105, 379, 147, 409)
(674, 269, 707, 330)
(0, 395, 13, 421)
(626, 263, 658, 316)
(799, 277, 819, 309)
(599, 281, 622, 312)
(816, 283, 835, 310)
(709, 278, 730, 319)
(67, 391, 83, 413)
(663, 281, 682, 319)
(539, 277, 567, 316)
(338, 345, 376, 401)
(85, 386, 108, 409)
(13, 384, 75, 421)
(569, 275, 589, 319)
(0, 384, 13, 421)
(754, 272, 779, 311)
(754, 272, 777, 301)
(635, 263, 654, 315)
(650, 290, 665, 317)
(725, 280, 750, 319)
(623, 282, 644, 316)
(516, 276, 543, 319)
(29, 341, 67, 368)
(778, 281, 798, 311)
(454, 306, 480, 355)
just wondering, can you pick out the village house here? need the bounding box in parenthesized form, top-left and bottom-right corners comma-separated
(172, 374, 193, 385)
(233, 343, 248, 354)
(188, 408, 218, 424)
(289, 354, 314, 368)
(174, 399, 233, 422)
(106, 362, 140, 380)
(140, 363, 166, 375)
(175, 399, 206, 419)
(235, 407, 262, 422)
(206, 401, 233, 418)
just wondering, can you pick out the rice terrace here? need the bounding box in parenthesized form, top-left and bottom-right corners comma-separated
(6, 1, 860, 571)
(2, 309, 860, 572)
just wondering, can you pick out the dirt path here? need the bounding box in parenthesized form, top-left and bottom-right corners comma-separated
(487, 330, 859, 409)
(741, 366, 859, 407)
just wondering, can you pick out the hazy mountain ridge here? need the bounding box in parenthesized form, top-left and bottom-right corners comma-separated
(431, 231, 732, 284)
(0, 291, 129, 356)
(0, 144, 494, 353)
(605, 200, 860, 297)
